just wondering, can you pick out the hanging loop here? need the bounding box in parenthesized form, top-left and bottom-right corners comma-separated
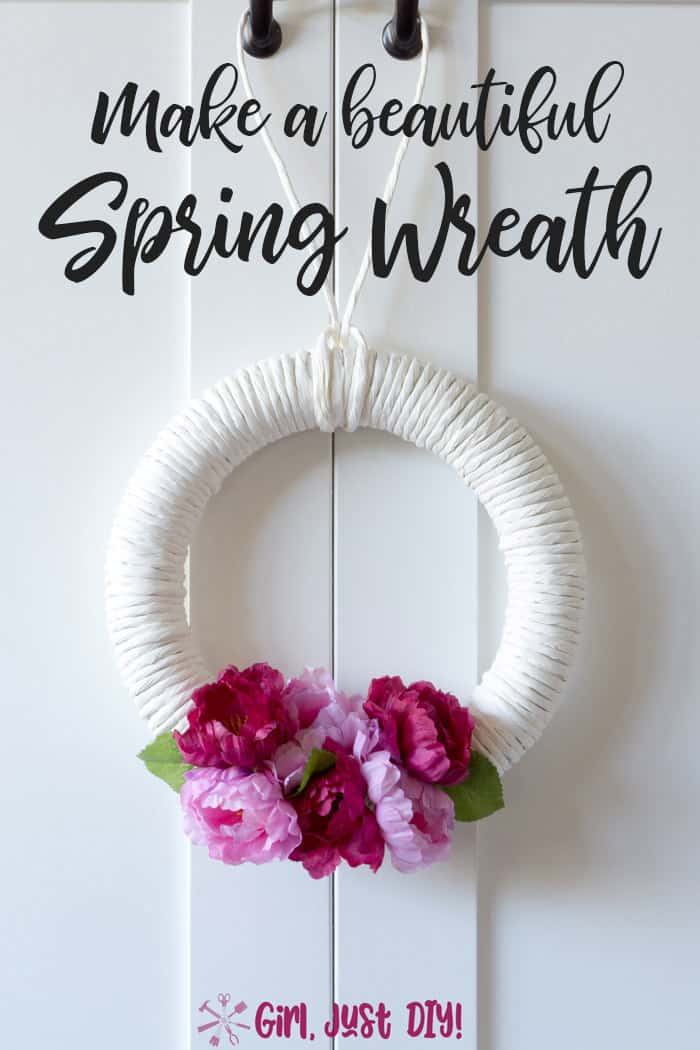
(383, 0, 422, 59)
(311, 326, 372, 433)
(236, 10, 430, 337)
(241, 1, 282, 58)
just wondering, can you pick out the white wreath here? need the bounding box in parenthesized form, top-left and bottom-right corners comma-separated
(105, 15, 585, 776)
(105, 329, 585, 775)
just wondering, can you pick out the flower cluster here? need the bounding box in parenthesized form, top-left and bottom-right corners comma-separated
(139, 663, 504, 879)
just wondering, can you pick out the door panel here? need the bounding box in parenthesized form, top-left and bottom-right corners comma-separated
(478, 4, 700, 1049)
(189, 2, 334, 1046)
(0, 3, 191, 1049)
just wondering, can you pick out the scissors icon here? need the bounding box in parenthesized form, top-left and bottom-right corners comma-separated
(197, 995, 250, 1047)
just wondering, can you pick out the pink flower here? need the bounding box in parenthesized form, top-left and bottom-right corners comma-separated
(283, 667, 336, 729)
(181, 767, 301, 866)
(175, 663, 297, 771)
(364, 676, 474, 786)
(272, 684, 378, 793)
(289, 745, 385, 879)
(312, 689, 378, 755)
(362, 751, 454, 873)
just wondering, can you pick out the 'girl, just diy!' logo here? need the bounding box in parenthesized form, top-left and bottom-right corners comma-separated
(196, 997, 464, 1043)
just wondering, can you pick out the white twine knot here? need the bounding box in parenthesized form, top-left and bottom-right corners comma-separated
(311, 325, 372, 433)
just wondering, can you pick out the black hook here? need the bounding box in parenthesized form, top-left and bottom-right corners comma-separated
(383, 0, 422, 59)
(242, 0, 282, 58)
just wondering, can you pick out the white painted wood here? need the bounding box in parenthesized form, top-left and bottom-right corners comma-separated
(477, 4, 700, 1049)
(0, 3, 191, 1048)
(333, 2, 480, 1046)
(189, 2, 333, 1047)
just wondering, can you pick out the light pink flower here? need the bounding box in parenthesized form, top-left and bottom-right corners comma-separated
(283, 667, 336, 729)
(362, 751, 455, 873)
(181, 767, 301, 866)
(313, 689, 379, 755)
(272, 686, 379, 793)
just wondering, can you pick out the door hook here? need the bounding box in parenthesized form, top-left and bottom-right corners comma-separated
(383, 0, 422, 59)
(242, 0, 282, 58)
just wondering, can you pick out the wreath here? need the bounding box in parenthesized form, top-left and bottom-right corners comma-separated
(106, 14, 585, 880)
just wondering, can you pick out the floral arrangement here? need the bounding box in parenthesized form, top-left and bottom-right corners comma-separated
(138, 664, 504, 879)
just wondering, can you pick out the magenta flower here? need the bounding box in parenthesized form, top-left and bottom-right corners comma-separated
(289, 745, 385, 879)
(362, 751, 454, 872)
(181, 767, 301, 866)
(364, 676, 474, 786)
(174, 663, 297, 771)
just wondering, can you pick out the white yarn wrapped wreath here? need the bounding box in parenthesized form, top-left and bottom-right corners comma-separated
(105, 15, 585, 775)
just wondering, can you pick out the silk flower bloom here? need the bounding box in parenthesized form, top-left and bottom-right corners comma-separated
(364, 676, 475, 785)
(181, 767, 301, 865)
(289, 746, 385, 879)
(273, 688, 380, 793)
(174, 663, 330, 771)
(362, 750, 454, 872)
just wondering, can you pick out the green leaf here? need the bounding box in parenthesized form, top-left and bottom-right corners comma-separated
(442, 752, 505, 822)
(294, 747, 336, 796)
(138, 732, 192, 793)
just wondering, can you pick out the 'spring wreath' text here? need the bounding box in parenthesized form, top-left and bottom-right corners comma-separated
(38, 60, 662, 294)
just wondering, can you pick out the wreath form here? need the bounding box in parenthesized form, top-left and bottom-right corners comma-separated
(105, 329, 585, 776)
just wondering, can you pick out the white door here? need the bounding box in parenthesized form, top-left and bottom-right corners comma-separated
(1, 3, 697, 1050)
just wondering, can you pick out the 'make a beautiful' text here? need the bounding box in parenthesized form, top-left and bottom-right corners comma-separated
(38, 60, 661, 295)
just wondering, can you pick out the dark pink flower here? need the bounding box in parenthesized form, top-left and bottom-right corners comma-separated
(364, 676, 474, 786)
(174, 663, 297, 771)
(290, 743, 384, 879)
